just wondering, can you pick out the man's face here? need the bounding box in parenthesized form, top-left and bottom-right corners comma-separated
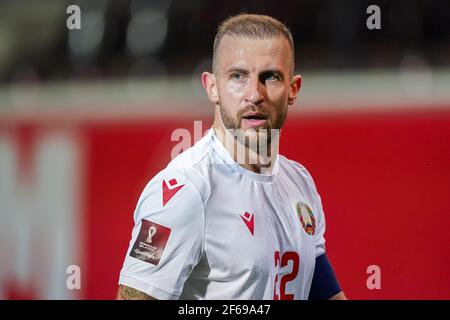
(213, 35, 298, 134)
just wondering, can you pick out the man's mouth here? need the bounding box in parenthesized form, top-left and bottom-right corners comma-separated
(241, 112, 268, 127)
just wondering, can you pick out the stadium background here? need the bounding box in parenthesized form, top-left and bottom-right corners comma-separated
(0, 0, 449, 299)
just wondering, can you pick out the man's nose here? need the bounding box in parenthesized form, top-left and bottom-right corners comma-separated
(245, 77, 264, 106)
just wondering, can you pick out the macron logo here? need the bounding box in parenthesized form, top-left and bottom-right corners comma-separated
(162, 178, 185, 207)
(241, 211, 255, 236)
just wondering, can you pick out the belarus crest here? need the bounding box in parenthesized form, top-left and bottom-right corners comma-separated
(296, 202, 316, 236)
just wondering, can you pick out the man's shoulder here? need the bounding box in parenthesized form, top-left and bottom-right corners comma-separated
(279, 155, 315, 186)
(167, 132, 212, 171)
(280, 155, 326, 197)
(138, 165, 211, 211)
(139, 135, 214, 208)
(278, 155, 325, 222)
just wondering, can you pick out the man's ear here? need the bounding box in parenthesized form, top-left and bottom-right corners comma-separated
(202, 72, 219, 104)
(288, 75, 302, 105)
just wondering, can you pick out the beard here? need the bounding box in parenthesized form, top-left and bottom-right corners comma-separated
(218, 101, 286, 151)
(219, 102, 287, 130)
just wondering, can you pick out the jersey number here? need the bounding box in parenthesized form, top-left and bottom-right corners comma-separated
(273, 251, 299, 300)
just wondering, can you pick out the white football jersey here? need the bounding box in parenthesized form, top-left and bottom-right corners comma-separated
(119, 129, 326, 300)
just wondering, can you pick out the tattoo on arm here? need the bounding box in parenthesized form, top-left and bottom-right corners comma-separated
(117, 285, 156, 300)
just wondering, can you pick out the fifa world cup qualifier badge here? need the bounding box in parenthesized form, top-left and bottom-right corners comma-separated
(130, 219, 171, 265)
(296, 202, 316, 236)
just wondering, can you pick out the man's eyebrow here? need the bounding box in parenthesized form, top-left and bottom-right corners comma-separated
(226, 67, 249, 74)
(225, 68, 286, 75)
(260, 68, 284, 75)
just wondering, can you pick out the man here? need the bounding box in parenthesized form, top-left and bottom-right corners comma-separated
(117, 13, 346, 300)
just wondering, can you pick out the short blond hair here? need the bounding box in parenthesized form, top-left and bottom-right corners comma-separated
(212, 13, 295, 75)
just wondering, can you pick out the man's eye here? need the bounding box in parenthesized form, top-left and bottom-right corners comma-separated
(231, 73, 245, 81)
(264, 73, 280, 81)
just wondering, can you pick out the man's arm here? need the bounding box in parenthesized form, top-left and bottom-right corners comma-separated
(118, 168, 207, 299)
(329, 291, 347, 300)
(116, 285, 157, 300)
(308, 254, 344, 300)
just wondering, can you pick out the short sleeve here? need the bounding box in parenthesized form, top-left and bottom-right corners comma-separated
(291, 159, 327, 258)
(314, 192, 326, 257)
(118, 168, 205, 299)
